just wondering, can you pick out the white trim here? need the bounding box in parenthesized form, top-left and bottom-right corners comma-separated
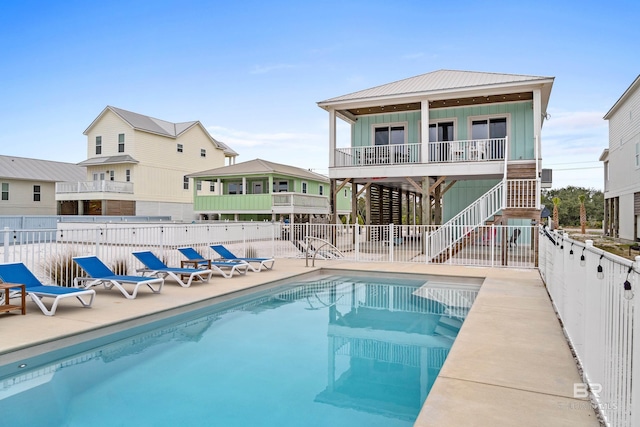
(370, 121, 409, 146)
(466, 113, 511, 140)
(426, 117, 459, 141)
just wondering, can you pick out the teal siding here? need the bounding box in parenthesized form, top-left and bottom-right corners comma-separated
(443, 179, 501, 222)
(352, 101, 534, 159)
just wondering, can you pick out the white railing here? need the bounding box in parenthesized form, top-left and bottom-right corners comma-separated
(506, 179, 538, 209)
(539, 229, 640, 427)
(56, 180, 134, 194)
(428, 138, 506, 163)
(334, 143, 422, 167)
(1, 222, 536, 288)
(272, 193, 329, 209)
(428, 181, 505, 260)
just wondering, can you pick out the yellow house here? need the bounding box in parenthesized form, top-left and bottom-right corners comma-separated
(56, 106, 238, 221)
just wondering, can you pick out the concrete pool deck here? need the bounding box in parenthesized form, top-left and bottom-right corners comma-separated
(0, 259, 599, 426)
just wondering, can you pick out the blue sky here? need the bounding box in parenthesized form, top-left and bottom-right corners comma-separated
(1, 0, 639, 190)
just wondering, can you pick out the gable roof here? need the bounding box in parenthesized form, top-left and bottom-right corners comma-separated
(0, 155, 86, 182)
(188, 158, 329, 182)
(318, 69, 554, 106)
(604, 75, 640, 120)
(83, 106, 238, 156)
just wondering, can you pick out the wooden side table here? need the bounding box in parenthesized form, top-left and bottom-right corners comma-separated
(0, 283, 26, 315)
(180, 259, 212, 269)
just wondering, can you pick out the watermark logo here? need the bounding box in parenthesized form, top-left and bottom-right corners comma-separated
(573, 383, 601, 399)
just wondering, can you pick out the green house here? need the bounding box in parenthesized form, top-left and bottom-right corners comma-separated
(189, 158, 352, 223)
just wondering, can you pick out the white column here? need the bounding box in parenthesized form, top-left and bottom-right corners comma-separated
(217, 178, 221, 195)
(242, 177, 247, 195)
(420, 100, 430, 163)
(329, 108, 336, 168)
(533, 88, 542, 207)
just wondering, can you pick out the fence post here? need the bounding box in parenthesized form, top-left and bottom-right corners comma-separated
(631, 256, 640, 426)
(355, 223, 360, 262)
(389, 223, 394, 263)
(3, 227, 8, 263)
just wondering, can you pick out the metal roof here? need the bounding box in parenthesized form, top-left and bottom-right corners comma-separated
(77, 155, 139, 167)
(0, 155, 86, 182)
(188, 158, 329, 182)
(84, 106, 238, 157)
(318, 69, 554, 105)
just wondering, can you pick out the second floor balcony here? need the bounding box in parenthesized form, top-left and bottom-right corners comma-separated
(333, 138, 506, 168)
(56, 180, 134, 194)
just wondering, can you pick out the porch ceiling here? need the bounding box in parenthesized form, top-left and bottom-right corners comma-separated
(346, 174, 503, 194)
(342, 91, 534, 117)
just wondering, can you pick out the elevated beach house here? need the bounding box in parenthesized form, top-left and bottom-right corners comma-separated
(600, 74, 640, 240)
(188, 158, 352, 224)
(317, 69, 554, 239)
(55, 106, 238, 221)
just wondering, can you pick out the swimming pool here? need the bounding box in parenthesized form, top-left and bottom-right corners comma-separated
(0, 272, 480, 426)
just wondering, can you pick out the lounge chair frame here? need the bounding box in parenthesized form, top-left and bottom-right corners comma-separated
(210, 244, 275, 272)
(177, 247, 249, 278)
(73, 256, 164, 299)
(0, 262, 96, 316)
(132, 251, 216, 285)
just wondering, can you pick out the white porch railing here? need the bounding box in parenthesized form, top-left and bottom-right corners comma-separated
(334, 143, 422, 167)
(333, 138, 506, 167)
(56, 180, 134, 194)
(506, 179, 538, 209)
(539, 229, 640, 427)
(428, 138, 506, 163)
(272, 193, 329, 209)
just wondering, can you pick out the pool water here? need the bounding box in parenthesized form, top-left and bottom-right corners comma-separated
(0, 274, 478, 426)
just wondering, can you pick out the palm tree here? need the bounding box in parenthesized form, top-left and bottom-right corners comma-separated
(579, 194, 586, 234)
(552, 197, 561, 229)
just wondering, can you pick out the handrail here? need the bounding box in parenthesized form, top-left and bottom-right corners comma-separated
(304, 236, 345, 267)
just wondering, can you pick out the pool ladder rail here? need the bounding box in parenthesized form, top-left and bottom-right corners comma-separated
(304, 236, 345, 267)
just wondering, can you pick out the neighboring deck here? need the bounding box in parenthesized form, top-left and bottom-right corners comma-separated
(0, 259, 597, 426)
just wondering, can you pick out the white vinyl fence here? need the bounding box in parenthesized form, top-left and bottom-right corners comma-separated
(539, 228, 640, 427)
(1, 222, 536, 286)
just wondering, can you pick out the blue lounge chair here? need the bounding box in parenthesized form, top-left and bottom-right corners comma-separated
(0, 262, 95, 316)
(177, 247, 249, 278)
(132, 251, 217, 285)
(73, 256, 164, 299)
(210, 244, 275, 272)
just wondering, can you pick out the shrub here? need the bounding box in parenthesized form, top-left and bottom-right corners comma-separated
(111, 258, 129, 275)
(245, 245, 258, 258)
(47, 252, 82, 287)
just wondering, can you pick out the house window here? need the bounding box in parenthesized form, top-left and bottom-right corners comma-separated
(471, 117, 507, 140)
(96, 136, 102, 155)
(302, 182, 307, 194)
(374, 125, 405, 146)
(1, 183, 8, 201)
(319, 185, 324, 195)
(273, 181, 289, 192)
(177, 144, 183, 153)
(344, 189, 348, 198)
(200, 149, 206, 157)
(197, 181, 202, 191)
(636, 142, 640, 168)
(125, 169, 131, 182)
(33, 185, 41, 202)
(210, 182, 215, 192)
(108, 170, 114, 181)
(183, 176, 189, 190)
(118, 134, 125, 152)
(428, 122, 454, 142)
(228, 182, 243, 194)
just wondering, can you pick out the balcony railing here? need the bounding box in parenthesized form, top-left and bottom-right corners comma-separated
(272, 193, 329, 209)
(56, 180, 134, 194)
(333, 138, 506, 167)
